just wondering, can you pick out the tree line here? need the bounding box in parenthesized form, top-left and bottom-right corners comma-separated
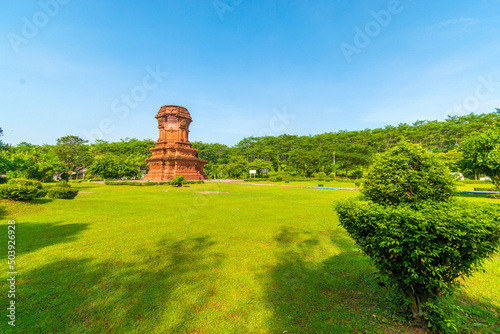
(1, 110, 499, 181)
(193, 111, 500, 179)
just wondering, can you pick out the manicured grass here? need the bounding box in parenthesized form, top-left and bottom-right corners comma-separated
(0, 183, 499, 333)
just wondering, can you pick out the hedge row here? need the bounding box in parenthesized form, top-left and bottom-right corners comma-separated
(105, 180, 204, 186)
(0, 179, 78, 201)
(474, 187, 498, 191)
(242, 178, 357, 183)
(459, 180, 492, 184)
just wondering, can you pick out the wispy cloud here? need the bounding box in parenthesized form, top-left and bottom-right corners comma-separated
(428, 17, 500, 30)
(429, 17, 474, 30)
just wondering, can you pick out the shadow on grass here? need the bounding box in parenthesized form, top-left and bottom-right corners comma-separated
(266, 227, 500, 333)
(265, 226, 417, 333)
(32, 198, 54, 204)
(456, 193, 490, 199)
(17, 221, 90, 254)
(444, 289, 500, 333)
(13, 235, 224, 333)
(267, 227, 388, 333)
(0, 204, 6, 220)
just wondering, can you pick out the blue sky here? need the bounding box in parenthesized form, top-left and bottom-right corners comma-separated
(1, 0, 499, 146)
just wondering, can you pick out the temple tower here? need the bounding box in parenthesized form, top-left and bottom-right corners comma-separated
(144, 105, 208, 181)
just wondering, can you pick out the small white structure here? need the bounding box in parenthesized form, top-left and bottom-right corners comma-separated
(450, 172, 464, 181)
(249, 170, 257, 178)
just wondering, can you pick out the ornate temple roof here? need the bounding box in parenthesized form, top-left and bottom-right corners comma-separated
(156, 105, 192, 120)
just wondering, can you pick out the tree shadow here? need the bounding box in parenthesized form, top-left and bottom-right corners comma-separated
(31, 198, 54, 204)
(265, 226, 421, 333)
(456, 193, 490, 199)
(16, 221, 90, 255)
(443, 289, 500, 332)
(266, 226, 500, 333)
(11, 235, 225, 333)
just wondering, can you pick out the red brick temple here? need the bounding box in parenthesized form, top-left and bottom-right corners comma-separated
(144, 105, 208, 181)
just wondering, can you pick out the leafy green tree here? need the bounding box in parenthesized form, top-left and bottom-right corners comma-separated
(86, 154, 140, 179)
(336, 142, 500, 330)
(54, 136, 92, 171)
(0, 144, 64, 182)
(86, 155, 120, 179)
(458, 130, 500, 190)
(227, 155, 248, 178)
(248, 159, 273, 177)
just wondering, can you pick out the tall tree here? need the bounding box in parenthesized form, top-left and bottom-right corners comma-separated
(458, 130, 500, 189)
(54, 135, 91, 171)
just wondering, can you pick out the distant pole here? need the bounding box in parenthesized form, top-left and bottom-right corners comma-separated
(333, 151, 336, 165)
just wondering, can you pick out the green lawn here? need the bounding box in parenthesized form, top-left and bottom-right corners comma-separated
(1, 183, 499, 333)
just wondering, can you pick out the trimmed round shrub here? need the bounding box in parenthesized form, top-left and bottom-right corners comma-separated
(362, 142, 456, 206)
(57, 181, 71, 188)
(335, 142, 500, 330)
(336, 199, 500, 318)
(47, 187, 79, 199)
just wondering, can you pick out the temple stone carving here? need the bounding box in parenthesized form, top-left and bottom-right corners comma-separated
(144, 105, 208, 181)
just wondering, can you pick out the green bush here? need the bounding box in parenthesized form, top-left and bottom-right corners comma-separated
(105, 180, 191, 186)
(0, 184, 47, 201)
(335, 142, 500, 330)
(0, 176, 7, 184)
(317, 172, 326, 181)
(57, 181, 71, 188)
(487, 194, 500, 199)
(60, 172, 70, 181)
(170, 176, 185, 187)
(459, 180, 492, 184)
(318, 184, 324, 187)
(8, 178, 43, 189)
(47, 187, 79, 199)
(336, 200, 500, 318)
(474, 187, 496, 191)
(362, 142, 456, 206)
(350, 169, 364, 179)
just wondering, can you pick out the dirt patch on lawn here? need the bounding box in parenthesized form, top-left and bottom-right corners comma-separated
(79, 191, 96, 194)
(197, 191, 230, 194)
